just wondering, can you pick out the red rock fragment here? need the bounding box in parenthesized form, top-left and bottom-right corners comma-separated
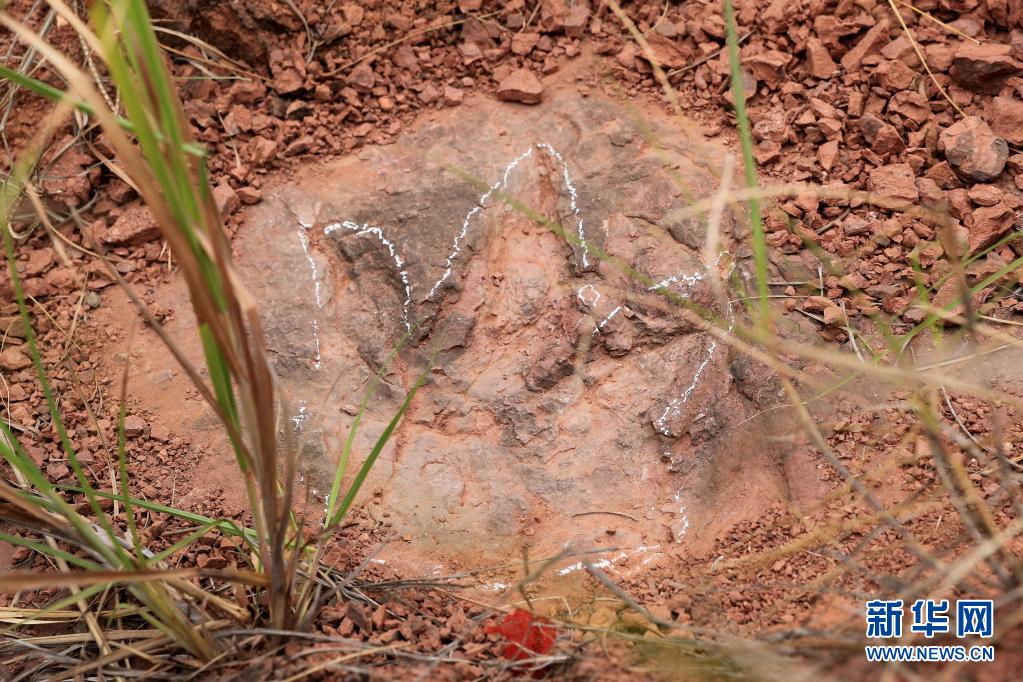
(950, 43, 1022, 95)
(746, 50, 790, 89)
(348, 64, 376, 93)
(888, 92, 930, 125)
(212, 183, 240, 215)
(840, 21, 889, 72)
(916, 177, 945, 209)
(859, 113, 904, 155)
(443, 85, 464, 107)
(867, 163, 918, 204)
(818, 140, 839, 171)
(0, 346, 32, 371)
(563, 4, 588, 37)
(236, 186, 262, 205)
(989, 95, 1023, 146)
(103, 205, 160, 246)
(938, 116, 1008, 183)
(123, 415, 147, 437)
(754, 140, 782, 165)
(392, 45, 418, 71)
(924, 161, 961, 190)
(814, 15, 859, 48)
(511, 32, 540, 56)
(805, 37, 838, 79)
(269, 49, 305, 95)
(968, 184, 1002, 207)
(969, 202, 1016, 253)
(637, 33, 690, 69)
(873, 60, 916, 90)
(497, 68, 543, 104)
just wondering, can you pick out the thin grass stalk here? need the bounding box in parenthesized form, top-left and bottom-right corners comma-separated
(722, 0, 769, 331)
(0, 0, 271, 651)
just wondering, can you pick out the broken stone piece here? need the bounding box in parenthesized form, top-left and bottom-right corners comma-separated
(213, 182, 240, 215)
(950, 43, 1022, 95)
(989, 95, 1023, 146)
(867, 163, 918, 204)
(103, 204, 160, 246)
(805, 37, 838, 79)
(497, 68, 543, 104)
(937, 116, 1008, 183)
(969, 202, 1016, 253)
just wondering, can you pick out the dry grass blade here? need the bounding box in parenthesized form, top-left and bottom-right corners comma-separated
(0, 567, 268, 591)
(885, 0, 967, 119)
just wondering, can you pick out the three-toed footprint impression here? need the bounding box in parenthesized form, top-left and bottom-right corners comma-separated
(222, 86, 793, 578)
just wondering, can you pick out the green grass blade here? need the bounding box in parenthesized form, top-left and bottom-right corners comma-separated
(115, 379, 141, 555)
(323, 338, 407, 526)
(151, 521, 221, 563)
(328, 369, 429, 527)
(55, 486, 259, 551)
(723, 0, 769, 331)
(0, 64, 201, 158)
(0, 533, 101, 571)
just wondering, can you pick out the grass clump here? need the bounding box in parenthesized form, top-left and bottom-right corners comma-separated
(0, 0, 419, 669)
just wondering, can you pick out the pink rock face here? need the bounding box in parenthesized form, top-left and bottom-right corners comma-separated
(969, 202, 1016, 253)
(989, 96, 1023, 146)
(867, 163, 919, 204)
(938, 116, 1008, 183)
(859, 113, 904, 156)
(103, 204, 161, 246)
(950, 43, 1023, 95)
(497, 68, 544, 104)
(204, 86, 797, 572)
(805, 37, 838, 79)
(839, 21, 890, 71)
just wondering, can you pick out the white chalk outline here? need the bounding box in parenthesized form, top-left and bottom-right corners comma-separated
(536, 142, 589, 269)
(576, 283, 601, 307)
(324, 220, 414, 333)
(319, 144, 590, 332)
(426, 147, 535, 300)
(556, 545, 664, 576)
(427, 143, 590, 301)
(654, 303, 735, 437)
(304, 145, 735, 545)
(291, 401, 310, 431)
(593, 305, 622, 336)
(673, 489, 691, 542)
(296, 227, 323, 369)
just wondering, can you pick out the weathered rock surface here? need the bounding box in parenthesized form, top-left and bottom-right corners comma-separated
(938, 116, 1008, 183)
(102, 204, 161, 246)
(989, 96, 1023, 146)
(117, 80, 807, 576)
(867, 163, 918, 203)
(496, 68, 543, 104)
(950, 43, 1022, 95)
(232, 86, 798, 569)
